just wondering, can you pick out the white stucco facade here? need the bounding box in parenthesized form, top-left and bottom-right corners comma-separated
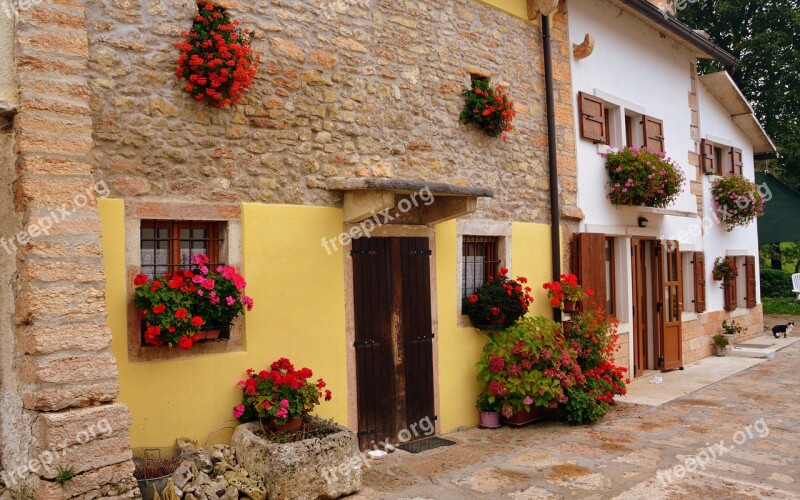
(567, 0, 766, 373)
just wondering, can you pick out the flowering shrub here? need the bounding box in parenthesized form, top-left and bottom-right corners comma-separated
(562, 308, 628, 424)
(459, 77, 516, 140)
(712, 257, 738, 283)
(175, 3, 259, 107)
(233, 358, 331, 426)
(711, 175, 764, 231)
(477, 316, 581, 418)
(542, 274, 592, 309)
(604, 146, 685, 208)
(463, 268, 533, 328)
(133, 254, 252, 350)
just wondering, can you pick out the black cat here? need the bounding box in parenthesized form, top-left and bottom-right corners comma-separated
(772, 321, 795, 339)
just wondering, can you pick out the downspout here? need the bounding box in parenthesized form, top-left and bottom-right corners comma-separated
(541, 13, 562, 323)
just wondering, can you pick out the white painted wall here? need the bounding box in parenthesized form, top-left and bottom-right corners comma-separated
(568, 0, 763, 362)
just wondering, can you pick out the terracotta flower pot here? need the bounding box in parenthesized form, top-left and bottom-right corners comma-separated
(269, 415, 304, 433)
(479, 411, 501, 428)
(562, 301, 579, 313)
(473, 319, 507, 331)
(501, 406, 549, 426)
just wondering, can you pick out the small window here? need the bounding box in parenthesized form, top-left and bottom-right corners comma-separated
(604, 237, 616, 315)
(140, 220, 225, 278)
(462, 235, 501, 309)
(713, 146, 731, 176)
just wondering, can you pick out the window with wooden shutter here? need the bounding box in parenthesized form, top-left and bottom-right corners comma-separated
(700, 139, 715, 175)
(744, 255, 757, 308)
(578, 92, 607, 143)
(642, 116, 665, 153)
(692, 251, 706, 313)
(572, 232, 607, 312)
(723, 256, 737, 311)
(730, 147, 744, 176)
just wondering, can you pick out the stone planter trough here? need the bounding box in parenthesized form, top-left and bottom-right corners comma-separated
(231, 416, 362, 500)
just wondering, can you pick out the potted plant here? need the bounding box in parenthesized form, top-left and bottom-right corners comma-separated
(712, 257, 738, 288)
(542, 274, 592, 312)
(463, 268, 533, 330)
(233, 357, 332, 432)
(175, 3, 260, 107)
(132, 254, 253, 350)
(476, 393, 501, 429)
(721, 319, 743, 346)
(459, 76, 516, 140)
(477, 316, 580, 425)
(713, 334, 730, 356)
(711, 175, 764, 231)
(604, 146, 685, 208)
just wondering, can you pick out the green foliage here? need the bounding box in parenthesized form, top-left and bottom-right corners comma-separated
(721, 320, 745, 336)
(711, 175, 764, 230)
(678, 1, 800, 189)
(459, 77, 516, 139)
(564, 382, 610, 425)
(713, 334, 730, 349)
(55, 466, 77, 485)
(604, 147, 685, 208)
(476, 316, 579, 416)
(463, 269, 533, 327)
(712, 257, 738, 284)
(763, 297, 800, 315)
(476, 392, 499, 412)
(759, 268, 794, 297)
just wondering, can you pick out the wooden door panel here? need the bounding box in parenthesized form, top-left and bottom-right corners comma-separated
(660, 240, 683, 371)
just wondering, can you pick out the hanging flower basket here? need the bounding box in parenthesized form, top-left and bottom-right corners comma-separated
(711, 175, 764, 231)
(712, 257, 738, 283)
(459, 77, 516, 140)
(175, 3, 260, 107)
(604, 146, 685, 208)
(463, 268, 533, 330)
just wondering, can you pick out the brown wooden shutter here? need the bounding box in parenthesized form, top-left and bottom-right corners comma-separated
(723, 256, 737, 311)
(700, 139, 715, 175)
(744, 255, 757, 308)
(642, 115, 665, 153)
(730, 147, 744, 176)
(572, 232, 607, 312)
(692, 251, 706, 313)
(578, 92, 607, 143)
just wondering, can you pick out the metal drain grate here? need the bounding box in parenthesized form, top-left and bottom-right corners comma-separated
(397, 437, 456, 454)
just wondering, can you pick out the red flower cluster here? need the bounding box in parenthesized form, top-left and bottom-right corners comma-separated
(460, 77, 516, 140)
(175, 4, 259, 107)
(543, 274, 592, 309)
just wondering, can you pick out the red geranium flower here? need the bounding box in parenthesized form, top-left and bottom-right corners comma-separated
(134, 274, 148, 286)
(178, 336, 193, 351)
(191, 315, 204, 327)
(152, 304, 166, 315)
(175, 308, 188, 319)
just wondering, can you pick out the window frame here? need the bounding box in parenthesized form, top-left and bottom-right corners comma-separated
(456, 220, 511, 327)
(461, 235, 501, 309)
(604, 236, 616, 315)
(139, 219, 224, 279)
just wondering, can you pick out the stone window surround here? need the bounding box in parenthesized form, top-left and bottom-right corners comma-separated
(456, 220, 512, 328)
(124, 201, 243, 362)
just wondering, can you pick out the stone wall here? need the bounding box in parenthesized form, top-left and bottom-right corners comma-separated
(682, 306, 764, 364)
(85, 0, 574, 225)
(6, 1, 137, 497)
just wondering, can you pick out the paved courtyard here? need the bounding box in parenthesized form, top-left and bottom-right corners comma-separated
(355, 334, 800, 498)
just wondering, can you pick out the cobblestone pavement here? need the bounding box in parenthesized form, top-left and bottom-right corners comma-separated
(355, 341, 800, 499)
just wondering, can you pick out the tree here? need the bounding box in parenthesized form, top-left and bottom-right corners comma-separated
(678, 1, 800, 188)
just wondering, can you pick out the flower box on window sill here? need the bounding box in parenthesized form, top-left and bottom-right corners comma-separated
(139, 319, 231, 347)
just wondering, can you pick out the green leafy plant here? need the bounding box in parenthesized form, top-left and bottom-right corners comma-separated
(463, 268, 533, 328)
(721, 319, 744, 336)
(476, 392, 499, 413)
(564, 381, 610, 425)
(712, 257, 738, 284)
(711, 175, 764, 231)
(713, 334, 730, 349)
(759, 268, 794, 298)
(604, 146, 685, 208)
(476, 316, 580, 419)
(55, 466, 76, 485)
(459, 77, 516, 139)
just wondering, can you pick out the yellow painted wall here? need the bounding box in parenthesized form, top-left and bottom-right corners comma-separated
(101, 198, 554, 446)
(435, 220, 553, 434)
(476, 0, 531, 21)
(101, 199, 348, 447)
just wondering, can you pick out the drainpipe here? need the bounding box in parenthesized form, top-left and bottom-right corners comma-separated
(542, 13, 562, 323)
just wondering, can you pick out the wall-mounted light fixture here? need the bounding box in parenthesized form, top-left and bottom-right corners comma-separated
(638, 217, 649, 228)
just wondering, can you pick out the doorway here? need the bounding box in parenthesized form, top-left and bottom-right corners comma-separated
(631, 239, 683, 377)
(350, 236, 435, 450)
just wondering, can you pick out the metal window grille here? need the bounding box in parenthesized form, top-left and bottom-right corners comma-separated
(139, 220, 224, 279)
(462, 236, 501, 304)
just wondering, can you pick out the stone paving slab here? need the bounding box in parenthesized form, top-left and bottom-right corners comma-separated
(357, 338, 800, 499)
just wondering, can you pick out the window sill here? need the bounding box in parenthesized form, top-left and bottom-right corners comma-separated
(682, 312, 698, 322)
(729, 308, 751, 318)
(613, 205, 697, 218)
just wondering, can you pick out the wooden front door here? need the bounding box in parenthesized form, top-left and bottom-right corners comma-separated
(631, 239, 647, 378)
(351, 236, 435, 449)
(658, 240, 683, 371)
